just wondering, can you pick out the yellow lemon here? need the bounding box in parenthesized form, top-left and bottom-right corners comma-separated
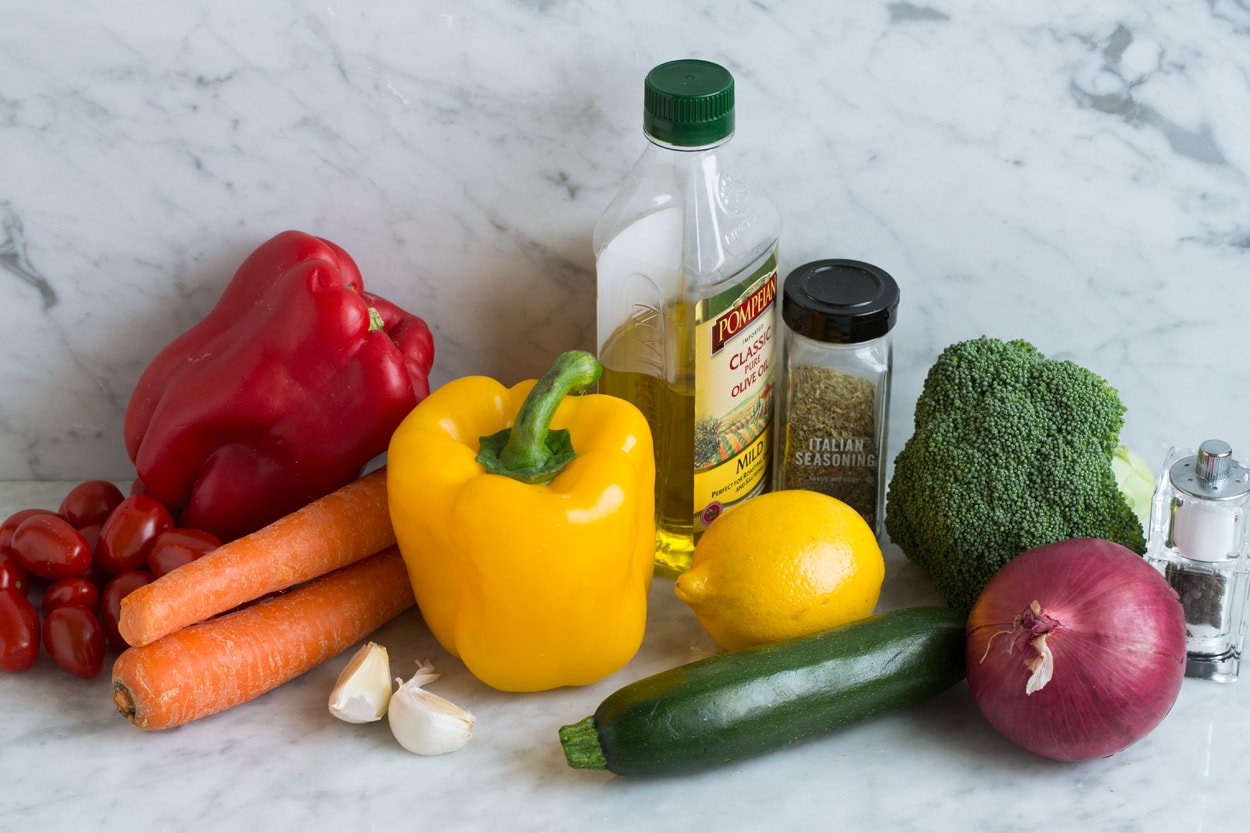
(674, 490, 885, 650)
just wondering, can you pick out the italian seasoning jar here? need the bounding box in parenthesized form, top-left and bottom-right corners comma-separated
(773, 260, 899, 536)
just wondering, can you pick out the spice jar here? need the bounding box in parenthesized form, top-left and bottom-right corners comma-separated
(1145, 439, 1250, 682)
(773, 259, 899, 536)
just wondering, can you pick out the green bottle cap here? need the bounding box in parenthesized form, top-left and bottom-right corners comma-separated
(643, 59, 735, 147)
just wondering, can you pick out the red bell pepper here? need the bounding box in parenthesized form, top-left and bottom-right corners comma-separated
(124, 230, 435, 542)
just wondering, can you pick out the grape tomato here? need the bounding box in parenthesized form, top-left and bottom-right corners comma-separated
(78, 523, 102, 551)
(58, 480, 126, 528)
(9, 514, 94, 580)
(101, 569, 153, 651)
(1, 508, 59, 557)
(0, 553, 30, 596)
(148, 528, 222, 577)
(96, 495, 174, 574)
(0, 589, 40, 672)
(76, 524, 107, 581)
(42, 577, 101, 616)
(43, 606, 106, 678)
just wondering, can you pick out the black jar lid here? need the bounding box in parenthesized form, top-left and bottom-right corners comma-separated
(782, 259, 900, 344)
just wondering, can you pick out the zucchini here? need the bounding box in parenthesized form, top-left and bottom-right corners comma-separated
(558, 605, 966, 776)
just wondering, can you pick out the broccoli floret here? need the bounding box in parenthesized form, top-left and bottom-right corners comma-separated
(884, 336, 1146, 612)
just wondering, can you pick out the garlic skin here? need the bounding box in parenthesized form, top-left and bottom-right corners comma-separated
(387, 660, 475, 755)
(328, 642, 393, 723)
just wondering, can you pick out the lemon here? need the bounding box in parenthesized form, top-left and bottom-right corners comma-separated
(674, 490, 885, 650)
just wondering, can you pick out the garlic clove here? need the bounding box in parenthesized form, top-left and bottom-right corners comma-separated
(387, 661, 475, 755)
(328, 641, 393, 724)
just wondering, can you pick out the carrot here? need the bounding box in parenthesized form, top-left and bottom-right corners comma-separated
(112, 546, 415, 730)
(119, 467, 394, 648)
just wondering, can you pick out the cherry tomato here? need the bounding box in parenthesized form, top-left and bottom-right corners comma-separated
(43, 606, 106, 678)
(0, 553, 30, 596)
(0, 508, 58, 557)
(0, 589, 40, 672)
(78, 523, 102, 550)
(9, 514, 94, 580)
(101, 568, 153, 651)
(129, 479, 147, 496)
(59, 480, 126, 528)
(95, 495, 174, 574)
(147, 528, 222, 577)
(74, 524, 111, 588)
(42, 577, 101, 616)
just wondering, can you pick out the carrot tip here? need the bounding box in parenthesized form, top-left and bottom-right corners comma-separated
(112, 681, 143, 727)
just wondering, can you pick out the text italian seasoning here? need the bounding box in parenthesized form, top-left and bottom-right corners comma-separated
(781, 366, 879, 526)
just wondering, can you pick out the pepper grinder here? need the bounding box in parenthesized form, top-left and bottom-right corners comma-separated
(1145, 439, 1250, 682)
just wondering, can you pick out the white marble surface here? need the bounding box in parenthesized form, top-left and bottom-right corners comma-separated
(4, 485, 1250, 833)
(2, 0, 1249, 830)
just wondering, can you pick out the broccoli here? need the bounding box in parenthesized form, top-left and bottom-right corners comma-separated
(884, 336, 1147, 612)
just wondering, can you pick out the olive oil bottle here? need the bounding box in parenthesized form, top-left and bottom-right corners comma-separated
(595, 59, 782, 575)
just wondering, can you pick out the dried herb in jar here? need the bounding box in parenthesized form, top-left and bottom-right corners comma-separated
(775, 259, 898, 536)
(780, 365, 878, 525)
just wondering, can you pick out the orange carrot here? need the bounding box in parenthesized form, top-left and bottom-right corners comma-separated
(119, 467, 394, 648)
(112, 546, 414, 730)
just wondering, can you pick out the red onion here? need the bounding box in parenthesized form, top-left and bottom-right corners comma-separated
(966, 537, 1187, 762)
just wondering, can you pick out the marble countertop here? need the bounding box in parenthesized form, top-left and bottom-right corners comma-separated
(3, 0, 1250, 830)
(5, 485, 1250, 833)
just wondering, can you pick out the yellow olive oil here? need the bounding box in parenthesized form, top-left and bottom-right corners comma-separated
(599, 360, 696, 575)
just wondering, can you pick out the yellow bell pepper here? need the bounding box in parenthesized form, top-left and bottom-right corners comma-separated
(387, 350, 656, 692)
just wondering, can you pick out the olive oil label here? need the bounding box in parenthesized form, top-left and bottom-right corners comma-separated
(692, 251, 778, 529)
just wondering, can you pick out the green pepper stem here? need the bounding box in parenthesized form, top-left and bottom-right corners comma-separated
(476, 350, 602, 484)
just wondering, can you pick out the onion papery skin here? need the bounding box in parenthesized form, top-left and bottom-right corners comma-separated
(966, 538, 1187, 762)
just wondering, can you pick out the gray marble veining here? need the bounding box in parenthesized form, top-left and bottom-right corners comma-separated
(2, 1, 1249, 829)
(1, 1, 1245, 483)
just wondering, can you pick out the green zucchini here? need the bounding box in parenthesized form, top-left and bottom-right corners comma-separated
(558, 605, 966, 776)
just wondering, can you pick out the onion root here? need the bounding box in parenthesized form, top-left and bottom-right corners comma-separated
(977, 599, 1060, 695)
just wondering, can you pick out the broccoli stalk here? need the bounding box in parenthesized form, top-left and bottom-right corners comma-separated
(884, 336, 1147, 612)
(1112, 444, 1156, 530)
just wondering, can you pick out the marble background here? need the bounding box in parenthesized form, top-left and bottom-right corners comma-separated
(2, 1, 1250, 831)
(3, 0, 1248, 483)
